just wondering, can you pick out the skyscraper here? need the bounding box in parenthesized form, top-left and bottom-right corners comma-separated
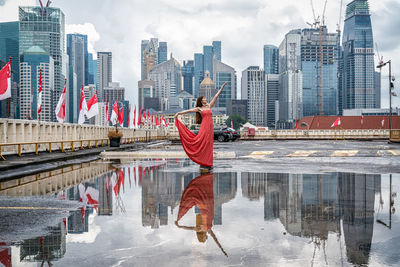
(241, 66, 266, 126)
(19, 6, 65, 122)
(193, 53, 204, 97)
(266, 74, 280, 128)
(374, 71, 381, 108)
(213, 58, 236, 108)
(263, 45, 279, 74)
(158, 42, 168, 64)
(138, 80, 156, 110)
(212, 41, 222, 61)
(193, 41, 222, 97)
(182, 60, 194, 95)
(20, 46, 54, 121)
(301, 27, 338, 117)
(0, 21, 19, 118)
(203, 45, 213, 79)
(148, 57, 182, 111)
(67, 34, 85, 123)
(279, 29, 303, 126)
(342, 0, 375, 109)
(97, 52, 112, 102)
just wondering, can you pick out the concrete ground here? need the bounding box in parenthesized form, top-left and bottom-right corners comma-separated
(119, 139, 400, 174)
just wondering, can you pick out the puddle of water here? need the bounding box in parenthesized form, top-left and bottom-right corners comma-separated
(0, 159, 399, 266)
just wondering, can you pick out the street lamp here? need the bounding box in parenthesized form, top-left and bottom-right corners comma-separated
(376, 60, 394, 136)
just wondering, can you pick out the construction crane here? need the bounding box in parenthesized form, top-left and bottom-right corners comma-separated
(38, 0, 52, 16)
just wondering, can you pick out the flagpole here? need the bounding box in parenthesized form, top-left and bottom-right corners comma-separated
(7, 57, 12, 118)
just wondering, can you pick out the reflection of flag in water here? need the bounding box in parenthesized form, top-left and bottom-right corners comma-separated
(113, 170, 124, 196)
(0, 242, 11, 267)
(63, 218, 67, 235)
(86, 186, 99, 211)
(134, 166, 137, 185)
(128, 167, 131, 189)
(138, 166, 142, 183)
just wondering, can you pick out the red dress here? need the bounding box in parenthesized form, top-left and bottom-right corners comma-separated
(175, 109, 214, 167)
(177, 174, 214, 229)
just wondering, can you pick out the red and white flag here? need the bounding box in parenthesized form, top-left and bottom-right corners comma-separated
(155, 114, 160, 126)
(162, 117, 168, 127)
(111, 101, 119, 125)
(231, 118, 234, 129)
(118, 103, 124, 126)
(86, 92, 99, 119)
(106, 95, 109, 124)
(55, 79, 67, 123)
(133, 105, 136, 127)
(294, 120, 298, 130)
(37, 69, 42, 114)
(137, 108, 141, 127)
(78, 85, 87, 124)
(381, 119, 385, 127)
(331, 117, 341, 128)
(0, 59, 12, 100)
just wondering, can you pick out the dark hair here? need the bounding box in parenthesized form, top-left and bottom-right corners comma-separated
(195, 96, 204, 124)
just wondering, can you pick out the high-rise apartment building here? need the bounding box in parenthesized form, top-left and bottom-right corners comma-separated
(0, 21, 19, 118)
(279, 29, 303, 125)
(20, 46, 54, 121)
(342, 0, 375, 109)
(97, 52, 112, 102)
(241, 66, 266, 126)
(263, 45, 279, 74)
(19, 6, 65, 122)
(301, 27, 338, 117)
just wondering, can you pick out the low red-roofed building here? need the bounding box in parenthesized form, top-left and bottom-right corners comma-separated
(296, 116, 400, 130)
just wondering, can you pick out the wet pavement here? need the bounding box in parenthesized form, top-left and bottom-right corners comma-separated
(0, 155, 399, 266)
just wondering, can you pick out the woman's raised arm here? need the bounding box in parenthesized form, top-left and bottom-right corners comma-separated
(209, 81, 228, 108)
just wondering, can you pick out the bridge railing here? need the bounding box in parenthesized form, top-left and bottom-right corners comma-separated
(0, 119, 167, 158)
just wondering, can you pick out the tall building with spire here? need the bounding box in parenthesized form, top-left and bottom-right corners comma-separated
(342, 0, 375, 110)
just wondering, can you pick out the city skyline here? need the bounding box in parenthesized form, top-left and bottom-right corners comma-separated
(0, 0, 398, 110)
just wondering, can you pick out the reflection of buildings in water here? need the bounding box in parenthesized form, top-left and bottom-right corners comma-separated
(339, 173, 380, 266)
(213, 173, 237, 225)
(141, 169, 182, 228)
(19, 222, 66, 264)
(255, 172, 381, 266)
(98, 173, 113, 216)
(0, 161, 111, 197)
(141, 170, 238, 228)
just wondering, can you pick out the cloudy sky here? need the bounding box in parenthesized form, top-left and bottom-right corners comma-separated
(1, 0, 399, 108)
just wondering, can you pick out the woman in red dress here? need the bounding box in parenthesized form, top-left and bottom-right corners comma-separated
(174, 82, 228, 169)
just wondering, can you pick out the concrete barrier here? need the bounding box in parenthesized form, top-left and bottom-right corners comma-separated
(0, 119, 167, 156)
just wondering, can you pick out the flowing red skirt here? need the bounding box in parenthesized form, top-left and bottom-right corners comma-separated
(175, 110, 214, 167)
(177, 173, 214, 229)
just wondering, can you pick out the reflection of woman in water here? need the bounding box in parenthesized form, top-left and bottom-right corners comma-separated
(174, 173, 227, 257)
(174, 82, 228, 169)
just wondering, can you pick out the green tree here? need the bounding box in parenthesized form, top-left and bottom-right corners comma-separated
(225, 114, 246, 130)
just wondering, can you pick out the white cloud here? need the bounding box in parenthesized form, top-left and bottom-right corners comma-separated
(1, 0, 399, 109)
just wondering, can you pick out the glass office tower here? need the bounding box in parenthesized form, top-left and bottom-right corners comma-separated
(263, 45, 279, 75)
(342, 0, 375, 109)
(19, 6, 65, 122)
